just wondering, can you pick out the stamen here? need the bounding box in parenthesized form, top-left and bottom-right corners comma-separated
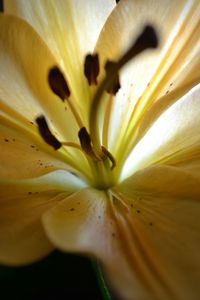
(101, 146, 116, 170)
(89, 25, 159, 152)
(84, 53, 100, 85)
(119, 25, 158, 68)
(36, 116, 86, 154)
(48, 66, 84, 128)
(48, 66, 70, 101)
(36, 115, 61, 150)
(102, 94, 114, 147)
(61, 142, 82, 151)
(105, 61, 121, 95)
(78, 127, 100, 160)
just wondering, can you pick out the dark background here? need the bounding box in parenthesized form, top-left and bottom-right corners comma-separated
(0, 252, 104, 300)
(0, 1, 113, 299)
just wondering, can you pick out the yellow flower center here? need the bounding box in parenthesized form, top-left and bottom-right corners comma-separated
(36, 25, 158, 190)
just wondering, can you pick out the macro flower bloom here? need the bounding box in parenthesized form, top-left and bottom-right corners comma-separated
(0, 0, 200, 299)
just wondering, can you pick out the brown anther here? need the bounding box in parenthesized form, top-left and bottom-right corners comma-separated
(105, 61, 121, 95)
(48, 66, 70, 101)
(36, 116, 61, 150)
(137, 25, 158, 49)
(78, 127, 100, 160)
(120, 25, 158, 67)
(84, 53, 100, 85)
(101, 146, 116, 170)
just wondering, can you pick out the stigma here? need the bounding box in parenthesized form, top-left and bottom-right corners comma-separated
(35, 24, 158, 189)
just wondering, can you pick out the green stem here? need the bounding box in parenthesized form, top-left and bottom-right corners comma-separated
(92, 259, 112, 300)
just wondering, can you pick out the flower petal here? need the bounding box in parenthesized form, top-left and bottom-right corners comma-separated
(42, 188, 154, 300)
(0, 114, 85, 180)
(0, 14, 79, 142)
(0, 169, 85, 265)
(131, 76, 200, 153)
(42, 189, 112, 254)
(122, 83, 200, 179)
(115, 163, 200, 299)
(4, 0, 116, 116)
(95, 0, 200, 155)
(1, 170, 86, 197)
(0, 193, 54, 266)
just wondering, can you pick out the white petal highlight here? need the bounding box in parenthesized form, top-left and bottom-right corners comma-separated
(122, 84, 200, 180)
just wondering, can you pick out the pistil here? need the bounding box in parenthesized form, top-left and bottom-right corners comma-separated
(37, 65, 117, 189)
(89, 25, 158, 155)
(36, 25, 158, 190)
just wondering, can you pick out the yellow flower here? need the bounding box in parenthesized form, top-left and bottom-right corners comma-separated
(0, 0, 200, 299)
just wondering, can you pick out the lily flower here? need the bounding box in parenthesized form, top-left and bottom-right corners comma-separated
(0, 0, 200, 299)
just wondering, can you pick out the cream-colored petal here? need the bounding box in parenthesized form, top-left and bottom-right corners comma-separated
(0, 114, 89, 180)
(5, 0, 116, 118)
(122, 83, 200, 179)
(0, 14, 79, 143)
(43, 188, 157, 300)
(42, 189, 113, 254)
(1, 170, 86, 197)
(115, 163, 200, 299)
(0, 14, 93, 176)
(130, 76, 200, 154)
(0, 194, 54, 266)
(0, 168, 85, 265)
(95, 0, 200, 156)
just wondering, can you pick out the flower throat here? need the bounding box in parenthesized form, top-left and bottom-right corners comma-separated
(36, 25, 158, 189)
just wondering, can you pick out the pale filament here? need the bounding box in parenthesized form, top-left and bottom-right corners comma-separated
(102, 93, 114, 148)
(65, 95, 84, 129)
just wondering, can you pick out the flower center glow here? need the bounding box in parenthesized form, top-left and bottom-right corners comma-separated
(36, 25, 158, 190)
